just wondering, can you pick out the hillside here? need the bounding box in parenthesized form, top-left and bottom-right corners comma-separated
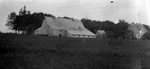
(0, 33, 150, 69)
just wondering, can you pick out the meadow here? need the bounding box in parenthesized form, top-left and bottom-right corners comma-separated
(0, 33, 150, 69)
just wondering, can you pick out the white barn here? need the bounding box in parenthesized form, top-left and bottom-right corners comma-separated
(34, 16, 95, 38)
(96, 30, 106, 38)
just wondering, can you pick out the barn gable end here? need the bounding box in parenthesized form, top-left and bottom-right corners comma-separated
(34, 16, 95, 38)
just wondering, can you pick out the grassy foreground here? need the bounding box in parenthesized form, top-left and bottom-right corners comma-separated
(0, 33, 150, 69)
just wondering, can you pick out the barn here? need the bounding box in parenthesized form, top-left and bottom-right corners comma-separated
(95, 30, 106, 38)
(34, 16, 95, 38)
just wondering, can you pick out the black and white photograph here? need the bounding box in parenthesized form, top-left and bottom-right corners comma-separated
(0, 0, 150, 69)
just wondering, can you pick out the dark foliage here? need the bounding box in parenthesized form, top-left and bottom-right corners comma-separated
(114, 19, 129, 38)
(6, 6, 51, 34)
(81, 19, 130, 39)
(143, 32, 150, 40)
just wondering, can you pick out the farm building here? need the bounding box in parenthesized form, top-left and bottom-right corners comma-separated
(95, 30, 106, 38)
(127, 23, 148, 39)
(34, 16, 95, 38)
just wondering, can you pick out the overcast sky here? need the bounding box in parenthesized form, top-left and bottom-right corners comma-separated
(0, 0, 150, 32)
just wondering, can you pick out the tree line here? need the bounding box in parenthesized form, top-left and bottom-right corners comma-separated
(82, 19, 130, 39)
(81, 18, 150, 39)
(6, 6, 150, 39)
(6, 6, 54, 34)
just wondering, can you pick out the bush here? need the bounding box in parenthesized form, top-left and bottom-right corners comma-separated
(143, 32, 150, 40)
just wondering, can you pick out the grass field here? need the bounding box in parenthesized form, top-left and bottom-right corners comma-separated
(0, 33, 150, 69)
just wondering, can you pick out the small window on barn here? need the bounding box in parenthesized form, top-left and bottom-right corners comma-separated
(59, 34, 62, 37)
(73, 34, 75, 37)
(78, 35, 80, 37)
(93, 36, 95, 38)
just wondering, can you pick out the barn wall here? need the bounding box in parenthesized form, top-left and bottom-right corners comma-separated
(34, 31, 38, 34)
(52, 29, 67, 37)
(34, 28, 49, 35)
(42, 29, 48, 35)
(88, 35, 96, 38)
(67, 31, 96, 38)
(67, 32, 73, 37)
(48, 27, 53, 36)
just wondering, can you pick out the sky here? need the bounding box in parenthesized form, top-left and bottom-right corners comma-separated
(0, 0, 150, 32)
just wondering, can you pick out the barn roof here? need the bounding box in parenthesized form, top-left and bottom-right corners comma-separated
(128, 23, 148, 33)
(35, 16, 95, 35)
(44, 16, 87, 31)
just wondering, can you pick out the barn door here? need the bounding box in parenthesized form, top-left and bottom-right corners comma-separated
(59, 34, 62, 37)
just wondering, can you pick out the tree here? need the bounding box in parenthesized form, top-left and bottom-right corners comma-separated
(81, 18, 95, 33)
(102, 20, 116, 32)
(143, 32, 150, 40)
(6, 6, 46, 34)
(29, 12, 45, 34)
(6, 12, 17, 31)
(114, 19, 129, 39)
